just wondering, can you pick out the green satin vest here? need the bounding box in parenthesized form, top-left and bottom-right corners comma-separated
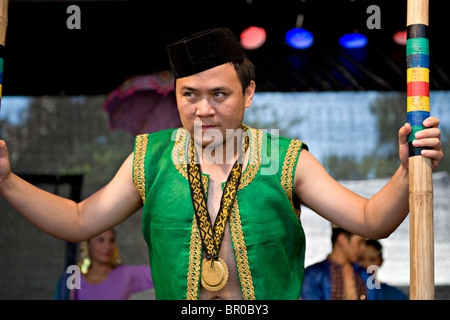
(132, 126, 307, 299)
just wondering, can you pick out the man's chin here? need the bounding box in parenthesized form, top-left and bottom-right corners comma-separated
(196, 138, 222, 149)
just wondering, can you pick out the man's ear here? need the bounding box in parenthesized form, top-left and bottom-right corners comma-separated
(336, 233, 349, 246)
(244, 80, 256, 109)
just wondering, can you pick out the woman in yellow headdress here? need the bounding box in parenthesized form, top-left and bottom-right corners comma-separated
(54, 228, 153, 300)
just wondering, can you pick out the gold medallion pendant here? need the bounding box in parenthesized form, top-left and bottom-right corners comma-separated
(201, 257, 229, 291)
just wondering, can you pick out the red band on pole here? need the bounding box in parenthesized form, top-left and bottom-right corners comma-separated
(407, 81, 429, 97)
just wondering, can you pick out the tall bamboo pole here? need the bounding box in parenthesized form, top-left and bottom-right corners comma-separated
(406, 0, 434, 300)
(0, 0, 6, 45)
(0, 0, 8, 111)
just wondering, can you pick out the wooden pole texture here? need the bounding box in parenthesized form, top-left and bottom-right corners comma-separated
(406, 0, 435, 300)
(0, 0, 7, 46)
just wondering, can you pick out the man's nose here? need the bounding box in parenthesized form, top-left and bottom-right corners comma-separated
(196, 98, 215, 116)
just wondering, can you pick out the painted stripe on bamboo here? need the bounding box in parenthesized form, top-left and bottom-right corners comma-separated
(407, 96, 430, 112)
(407, 81, 429, 97)
(408, 110, 430, 127)
(407, 67, 429, 83)
(407, 24, 428, 39)
(406, 38, 429, 55)
(409, 125, 427, 143)
(407, 53, 429, 69)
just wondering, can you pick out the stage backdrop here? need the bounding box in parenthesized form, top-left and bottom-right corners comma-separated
(0, 91, 449, 299)
(243, 91, 450, 287)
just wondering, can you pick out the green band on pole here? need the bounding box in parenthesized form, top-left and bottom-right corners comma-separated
(408, 125, 426, 142)
(406, 38, 429, 56)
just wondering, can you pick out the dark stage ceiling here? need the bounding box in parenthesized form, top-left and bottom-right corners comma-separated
(2, 0, 450, 96)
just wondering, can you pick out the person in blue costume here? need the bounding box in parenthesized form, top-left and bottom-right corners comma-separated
(301, 226, 382, 300)
(358, 239, 409, 300)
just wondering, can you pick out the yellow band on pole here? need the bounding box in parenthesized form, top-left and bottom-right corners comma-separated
(407, 67, 429, 83)
(407, 96, 430, 112)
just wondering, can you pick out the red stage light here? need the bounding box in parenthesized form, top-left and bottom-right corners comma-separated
(393, 30, 407, 46)
(240, 26, 267, 50)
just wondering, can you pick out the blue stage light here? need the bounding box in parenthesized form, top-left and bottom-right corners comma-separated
(285, 28, 314, 49)
(339, 33, 368, 49)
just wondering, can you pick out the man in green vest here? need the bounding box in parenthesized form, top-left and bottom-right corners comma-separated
(0, 28, 443, 300)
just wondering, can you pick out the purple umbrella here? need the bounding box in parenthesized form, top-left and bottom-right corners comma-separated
(102, 71, 182, 136)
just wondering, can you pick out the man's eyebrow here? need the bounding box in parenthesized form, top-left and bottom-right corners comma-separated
(179, 86, 232, 92)
(179, 86, 196, 92)
(210, 86, 231, 92)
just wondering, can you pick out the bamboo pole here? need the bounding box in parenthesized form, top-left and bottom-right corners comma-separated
(0, 0, 7, 46)
(407, 0, 435, 300)
(0, 0, 8, 112)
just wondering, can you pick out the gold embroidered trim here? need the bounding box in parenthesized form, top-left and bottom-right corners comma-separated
(239, 126, 261, 191)
(133, 134, 148, 203)
(186, 216, 202, 300)
(229, 198, 255, 300)
(172, 128, 189, 179)
(281, 140, 302, 219)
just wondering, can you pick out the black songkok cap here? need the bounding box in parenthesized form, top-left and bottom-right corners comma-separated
(167, 27, 247, 79)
